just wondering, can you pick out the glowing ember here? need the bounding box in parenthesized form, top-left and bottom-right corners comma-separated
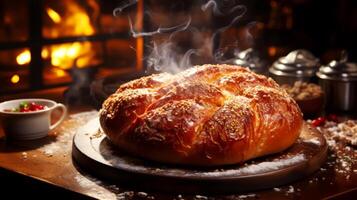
(16, 50, 31, 65)
(42, 49, 49, 58)
(52, 68, 66, 77)
(46, 8, 61, 23)
(268, 46, 277, 57)
(11, 74, 20, 84)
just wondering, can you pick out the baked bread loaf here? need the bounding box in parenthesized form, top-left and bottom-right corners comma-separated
(100, 64, 303, 166)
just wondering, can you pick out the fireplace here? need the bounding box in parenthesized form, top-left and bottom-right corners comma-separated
(0, 0, 143, 94)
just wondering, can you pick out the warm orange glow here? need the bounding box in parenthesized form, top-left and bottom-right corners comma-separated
(49, 41, 93, 69)
(70, 12, 95, 36)
(268, 46, 277, 57)
(16, 50, 31, 65)
(52, 68, 66, 77)
(46, 8, 61, 23)
(45, 4, 97, 70)
(135, 0, 144, 71)
(11, 74, 20, 84)
(16, 49, 50, 65)
(15, 4, 98, 74)
(41, 49, 49, 58)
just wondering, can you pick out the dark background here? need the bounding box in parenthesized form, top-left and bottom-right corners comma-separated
(245, 0, 357, 62)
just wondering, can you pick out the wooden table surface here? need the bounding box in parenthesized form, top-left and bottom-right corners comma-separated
(0, 87, 356, 200)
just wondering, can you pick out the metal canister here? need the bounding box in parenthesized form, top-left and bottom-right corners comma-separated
(269, 49, 320, 85)
(233, 48, 268, 76)
(316, 58, 357, 113)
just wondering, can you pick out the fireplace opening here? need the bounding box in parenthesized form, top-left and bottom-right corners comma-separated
(0, 0, 141, 94)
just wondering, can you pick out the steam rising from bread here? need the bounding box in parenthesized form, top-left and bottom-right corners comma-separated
(114, 0, 252, 73)
(113, 0, 138, 15)
(147, 42, 198, 74)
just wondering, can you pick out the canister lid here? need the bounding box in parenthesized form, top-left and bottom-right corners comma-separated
(317, 54, 357, 81)
(233, 48, 267, 74)
(269, 49, 319, 77)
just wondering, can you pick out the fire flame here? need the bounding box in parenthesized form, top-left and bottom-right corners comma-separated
(46, 8, 61, 23)
(16, 50, 31, 65)
(50, 42, 93, 69)
(15, 3, 97, 73)
(46, 4, 96, 70)
(11, 74, 20, 84)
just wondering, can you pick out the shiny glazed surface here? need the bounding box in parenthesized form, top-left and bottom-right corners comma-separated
(100, 64, 303, 166)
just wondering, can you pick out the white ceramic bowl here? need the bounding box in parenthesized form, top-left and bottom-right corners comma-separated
(0, 98, 67, 140)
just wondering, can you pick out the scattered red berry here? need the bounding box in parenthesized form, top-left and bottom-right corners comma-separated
(311, 116, 326, 127)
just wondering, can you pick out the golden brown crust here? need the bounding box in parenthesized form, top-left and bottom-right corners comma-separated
(99, 64, 303, 166)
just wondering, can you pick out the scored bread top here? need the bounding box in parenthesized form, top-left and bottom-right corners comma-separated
(100, 64, 303, 166)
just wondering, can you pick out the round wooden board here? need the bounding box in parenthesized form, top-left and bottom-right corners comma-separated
(72, 118, 328, 193)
